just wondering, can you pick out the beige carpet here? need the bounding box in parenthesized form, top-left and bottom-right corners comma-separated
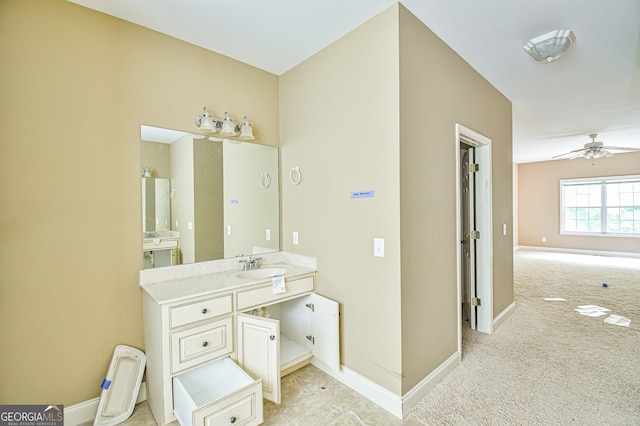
(409, 250, 640, 426)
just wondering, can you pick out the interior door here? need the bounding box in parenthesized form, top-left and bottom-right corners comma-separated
(460, 145, 477, 329)
(237, 314, 280, 403)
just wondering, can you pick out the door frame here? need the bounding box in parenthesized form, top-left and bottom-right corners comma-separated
(455, 124, 493, 358)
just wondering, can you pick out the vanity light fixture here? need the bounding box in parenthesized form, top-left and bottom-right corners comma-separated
(239, 116, 255, 140)
(220, 112, 236, 136)
(194, 107, 218, 131)
(194, 106, 255, 140)
(523, 29, 575, 63)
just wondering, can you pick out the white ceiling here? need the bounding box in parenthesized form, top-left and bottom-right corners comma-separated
(69, 0, 640, 163)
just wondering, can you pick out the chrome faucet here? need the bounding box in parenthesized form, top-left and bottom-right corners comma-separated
(239, 256, 261, 271)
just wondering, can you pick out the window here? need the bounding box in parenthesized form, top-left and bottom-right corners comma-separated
(560, 175, 640, 236)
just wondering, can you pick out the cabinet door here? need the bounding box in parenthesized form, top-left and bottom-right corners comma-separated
(309, 293, 340, 371)
(237, 314, 281, 404)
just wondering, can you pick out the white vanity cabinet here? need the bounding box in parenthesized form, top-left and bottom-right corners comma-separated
(142, 291, 253, 426)
(141, 266, 338, 426)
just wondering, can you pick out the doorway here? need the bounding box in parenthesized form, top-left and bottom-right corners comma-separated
(455, 124, 493, 359)
(460, 143, 477, 330)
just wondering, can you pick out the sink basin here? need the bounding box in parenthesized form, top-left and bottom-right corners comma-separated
(235, 266, 291, 280)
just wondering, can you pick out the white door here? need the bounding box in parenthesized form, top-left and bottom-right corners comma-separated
(237, 314, 280, 403)
(309, 293, 340, 371)
(460, 145, 477, 330)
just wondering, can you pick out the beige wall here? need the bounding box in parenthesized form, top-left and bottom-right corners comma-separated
(280, 5, 403, 394)
(398, 6, 513, 393)
(518, 152, 640, 253)
(280, 4, 513, 396)
(0, 0, 278, 405)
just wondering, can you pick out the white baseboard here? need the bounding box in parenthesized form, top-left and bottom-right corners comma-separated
(493, 302, 515, 330)
(311, 358, 404, 418)
(516, 245, 640, 258)
(399, 352, 459, 418)
(64, 382, 147, 426)
(312, 352, 459, 419)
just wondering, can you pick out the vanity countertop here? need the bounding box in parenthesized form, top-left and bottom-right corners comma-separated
(139, 252, 317, 305)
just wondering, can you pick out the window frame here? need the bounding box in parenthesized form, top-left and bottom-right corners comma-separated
(559, 174, 640, 238)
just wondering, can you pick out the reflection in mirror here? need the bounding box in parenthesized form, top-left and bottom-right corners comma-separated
(140, 125, 279, 268)
(142, 178, 170, 233)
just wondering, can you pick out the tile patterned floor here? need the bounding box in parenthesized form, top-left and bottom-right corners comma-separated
(116, 365, 423, 425)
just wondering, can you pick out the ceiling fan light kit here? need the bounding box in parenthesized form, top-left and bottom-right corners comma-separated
(524, 29, 575, 63)
(553, 133, 640, 165)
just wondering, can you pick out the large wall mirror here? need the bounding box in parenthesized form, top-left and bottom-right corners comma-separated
(141, 125, 279, 268)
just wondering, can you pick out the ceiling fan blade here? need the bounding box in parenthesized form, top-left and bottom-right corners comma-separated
(601, 146, 640, 152)
(552, 148, 586, 158)
(602, 150, 614, 157)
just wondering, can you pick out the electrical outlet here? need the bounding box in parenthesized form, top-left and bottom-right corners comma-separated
(541, 236, 546, 243)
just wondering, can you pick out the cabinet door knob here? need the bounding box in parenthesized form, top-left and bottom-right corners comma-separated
(269, 335, 275, 341)
(202, 341, 209, 347)
(201, 308, 208, 314)
(229, 416, 236, 424)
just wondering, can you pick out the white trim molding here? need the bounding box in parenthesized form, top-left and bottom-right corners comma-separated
(493, 302, 516, 330)
(516, 245, 640, 259)
(63, 382, 147, 426)
(312, 353, 459, 420)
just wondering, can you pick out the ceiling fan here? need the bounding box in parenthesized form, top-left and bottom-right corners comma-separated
(553, 133, 640, 164)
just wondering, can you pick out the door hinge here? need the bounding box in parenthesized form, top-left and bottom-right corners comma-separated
(305, 303, 314, 312)
(472, 297, 481, 307)
(470, 230, 480, 239)
(469, 163, 479, 173)
(306, 335, 315, 345)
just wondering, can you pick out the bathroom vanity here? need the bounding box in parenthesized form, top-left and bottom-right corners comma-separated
(140, 253, 338, 426)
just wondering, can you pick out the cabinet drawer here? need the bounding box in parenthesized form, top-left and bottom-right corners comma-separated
(170, 295, 233, 329)
(173, 357, 263, 426)
(171, 317, 233, 374)
(236, 276, 314, 311)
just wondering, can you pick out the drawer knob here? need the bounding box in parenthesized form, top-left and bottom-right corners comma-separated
(269, 335, 275, 341)
(201, 308, 208, 314)
(229, 416, 236, 424)
(202, 341, 209, 347)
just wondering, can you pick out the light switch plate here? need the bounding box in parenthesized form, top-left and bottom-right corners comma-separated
(374, 238, 384, 257)
(293, 231, 299, 245)
(266, 229, 271, 241)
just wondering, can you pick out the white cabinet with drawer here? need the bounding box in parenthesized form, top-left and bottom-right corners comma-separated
(170, 294, 233, 329)
(142, 291, 239, 426)
(141, 260, 335, 426)
(171, 316, 233, 373)
(173, 357, 263, 426)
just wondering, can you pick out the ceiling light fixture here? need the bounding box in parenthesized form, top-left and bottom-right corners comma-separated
(523, 29, 575, 63)
(194, 106, 255, 140)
